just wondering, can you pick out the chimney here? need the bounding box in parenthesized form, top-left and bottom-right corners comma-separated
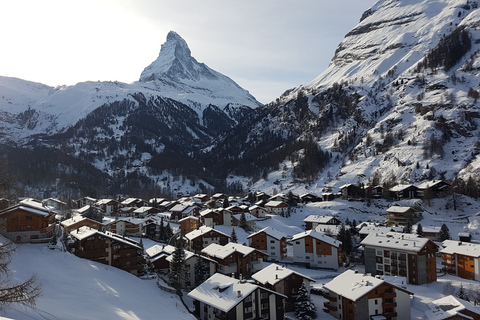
(232, 273, 235, 278)
(275, 274, 278, 279)
(237, 290, 242, 298)
(276, 266, 279, 270)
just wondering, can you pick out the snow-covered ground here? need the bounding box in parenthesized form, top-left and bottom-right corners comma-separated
(3, 195, 480, 319)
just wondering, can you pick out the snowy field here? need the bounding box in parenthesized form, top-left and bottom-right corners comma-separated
(2, 196, 480, 319)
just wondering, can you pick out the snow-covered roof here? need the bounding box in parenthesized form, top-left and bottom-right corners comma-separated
(291, 230, 341, 248)
(361, 232, 434, 253)
(247, 226, 286, 241)
(60, 216, 102, 227)
(133, 206, 154, 213)
(0, 198, 55, 217)
(303, 215, 338, 223)
(185, 226, 229, 241)
(386, 206, 415, 213)
(251, 263, 314, 286)
(358, 226, 402, 235)
(323, 270, 412, 302)
(248, 205, 266, 211)
(233, 213, 257, 222)
(202, 243, 266, 259)
(166, 249, 195, 262)
(146, 244, 176, 258)
(77, 205, 91, 214)
(178, 215, 199, 222)
(389, 184, 416, 192)
(187, 273, 261, 312)
(70, 226, 141, 250)
(424, 295, 480, 320)
(265, 200, 286, 207)
(107, 217, 144, 226)
(441, 240, 480, 258)
(417, 180, 449, 190)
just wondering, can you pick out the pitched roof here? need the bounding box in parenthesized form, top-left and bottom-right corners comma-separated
(361, 232, 436, 253)
(441, 240, 480, 258)
(291, 230, 341, 248)
(202, 243, 267, 259)
(323, 270, 413, 302)
(247, 226, 286, 241)
(0, 198, 55, 217)
(303, 215, 339, 223)
(70, 226, 141, 250)
(386, 206, 415, 213)
(425, 295, 480, 320)
(185, 226, 229, 241)
(252, 263, 314, 286)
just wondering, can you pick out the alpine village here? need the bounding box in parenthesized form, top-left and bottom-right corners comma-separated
(6, 0, 480, 319)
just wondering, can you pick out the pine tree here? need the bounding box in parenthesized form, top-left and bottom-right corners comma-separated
(231, 228, 238, 243)
(403, 220, 413, 234)
(440, 223, 451, 241)
(169, 237, 186, 294)
(239, 212, 248, 231)
(337, 224, 353, 260)
(458, 283, 470, 301)
(164, 222, 173, 243)
(416, 223, 423, 237)
(193, 257, 210, 287)
(295, 282, 316, 320)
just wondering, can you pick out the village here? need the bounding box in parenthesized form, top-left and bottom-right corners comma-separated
(2, 179, 480, 319)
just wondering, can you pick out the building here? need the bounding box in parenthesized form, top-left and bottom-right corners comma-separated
(339, 184, 364, 199)
(166, 250, 216, 290)
(70, 226, 144, 274)
(385, 206, 421, 227)
(291, 230, 342, 269)
(252, 263, 315, 312)
(106, 218, 144, 237)
(264, 200, 288, 215)
(178, 216, 200, 235)
(247, 226, 287, 261)
(95, 199, 119, 215)
(184, 226, 230, 253)
(60, 216, 104, 233)
(188, 273, 285, 320)
(322, 270, 413, 320)
(389, 184, 418, 200)
(0, 198, 56, 243)
(361, 232, 438, 285)
(441, 240, 480, 280)
(303, 215, 341, 230)
(424, 295, 480, 320)
(248, 205, 267, 218)
(202, 243, 267, 277)
(417, 180, 451, 198)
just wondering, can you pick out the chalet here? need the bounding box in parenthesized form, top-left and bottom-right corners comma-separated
(170, 203, 199, 221)
(247, 226, 287, 261)
(132, 206, 159, 218)
(421, 226, 442, 242)
(248, 205, 267, 219)
(232, 213, 257, 231)
(459, 232, 472, 242)
(188, 273, 285, 320)
(166, 250, 216, 290)
(0, 198, 56, 243)
(42, 198, 67, 210)
(211, 193, 228, 201)
(193, 193, 210, 203)
(106, 218, 143, 237)
(389, 184, 419, 200)
(339, 184, 364, 199)
(179, 216, 200, 235)
(299, 193, 321, 203)
(185, 226, 229, 253)
(120, 197, 147, 208)
(322, 192, 336, 201)
(95, 199, 119, 215)
(76, 196, 96, 209)
(303, 215, 341, 230)
(264, 200, 288, 215)
(116, 206, 136, 217)
(364, 185, 384, 198)
(202, 243, 268, 277)
(385, 205, 421, 226)
(291, 230, 342, 269)
(441, 240, 480, 281)
(61, 216, 104, 233)
(358, 225, 403, 240)
(417, 180, 451, 198)
(200, 208, 225, 227)
(70, 226, 144, 274)
(361, 232, 438, 285)
(146, 244, 176, 271)
(322, 270, 413, 320)
(252, 263, 315, 312)
(424, 295, 480, 320)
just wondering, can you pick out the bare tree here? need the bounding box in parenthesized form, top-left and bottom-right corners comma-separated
(0, 241, 42, 309)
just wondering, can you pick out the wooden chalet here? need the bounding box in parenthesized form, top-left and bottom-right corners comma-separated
(61, 216, 104, 233)
(389, 184, 419, 200)
(185, 226, 230, 254)
(179, 216, 200, 235)
(303, 215, 341, 230)
(248, 226, 287, 261)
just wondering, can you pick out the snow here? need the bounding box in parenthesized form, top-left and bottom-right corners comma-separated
(251, 263, 315, 286)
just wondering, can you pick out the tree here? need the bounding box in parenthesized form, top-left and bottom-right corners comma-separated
(294, 282, 316, 320)
(164, 222, 173, 243)
(458, 283, 470, 302)
(169, 237, 186, 294)
(416, 223, 423, 237)
(440, 223, 451, 241)
(0, 241, 42, 309)
(230, 228, 238, 243)
(337, 224, 353, 264)
(222, 197, 230, 209)
(193, 257, 210, 287)
(239, 212, 248, 231)
(403, 220, 413, 234)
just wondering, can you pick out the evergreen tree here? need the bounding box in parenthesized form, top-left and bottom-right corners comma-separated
(440, 223, 451, 241)
(458, 283, 470, 301)
(403, 220, 413, 234)
(337, 224, 353, 255)
(223, 197, 230, 208)
(230, 228, 238, 243)
(294, 282, 317, 320)
(169, 237, 186, 294)
(416, 223, 424, 237)
(193, 257, 210, 287)
(239, 212, 248, 231)
(158, 217, 165, 241)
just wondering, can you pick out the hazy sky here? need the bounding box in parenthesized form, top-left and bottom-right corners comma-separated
(0, 0, 376, 103)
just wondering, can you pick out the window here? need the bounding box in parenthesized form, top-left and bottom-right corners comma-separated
(377, 250, 382, 256)
(261, 303, 268, 309)
(270, 246, 275, 249)
(26, 216, 32, 220)
(245, 307, 252, 313)
(270, 240, 275, 243)
(26, 226, 32, 231)
(296, 241, 300, 245)
(375, 299, 378, 305)
(306, 256, 310, 259)
(245, 296, 252, 302)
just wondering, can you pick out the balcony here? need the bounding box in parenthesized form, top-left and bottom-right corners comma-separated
(323, 293, 337, 302)
(323, 302, 337, 312)
(383, 311, 398, 318)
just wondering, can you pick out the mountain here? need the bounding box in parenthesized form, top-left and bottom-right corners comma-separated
(3, 0, 480, 199)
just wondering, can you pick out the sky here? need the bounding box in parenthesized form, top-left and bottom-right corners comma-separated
(0, 0, 376, 104)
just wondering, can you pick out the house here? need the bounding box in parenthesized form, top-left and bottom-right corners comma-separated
(389, 184, 419, 200)
(291, 230, 342, 269)
(322, 270, 413, 320)
(417, 180, 451, 198)
(299, 193, 321, 204)
(264, 200, 288, 215)
(247, 226, 287, 261)
(385, 205, 421, 227)
(185, 226, 230, 253)
(248, 205, 267, 219)
(201, 243, 268, 277)
(106, 218, 143, 237)
(199, 208, 226, 227)
(441, 240, 480, 280)
(339, 184, 364, 199)
(193, 194, 210, 203)
(76, 196, 97, 209)
(179, 216, 200, 235)
(459, 232, 472, 242)
(322, 192, 337, 201)
(166, 250, 216, 290)
(421, 226, 442, 242)
(70, 226, 144, 274)
(364, 185, 384, 198)
(424, 295, 480, 320)
(188, 273, 286, 320)
(120, 197, 147, 208)
(0, 198, 56, 243)
(60, 216, 104, 233)
(42, 198, 67, 211)
(132, 206, 159, 218)
(95, 199, 119, 215)
(361, 232, 438, 285)
(232, 213, 257, 231)
(146, 244, 176, 271)
(303, 215, 341, 230)
(252, 263, 315, 312)
(170, 204, 199, 221)
(358, 225, 403, 240)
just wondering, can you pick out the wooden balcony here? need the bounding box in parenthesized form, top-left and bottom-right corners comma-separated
(323, 293, 337, 302)
(324, 302, 337, 312)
